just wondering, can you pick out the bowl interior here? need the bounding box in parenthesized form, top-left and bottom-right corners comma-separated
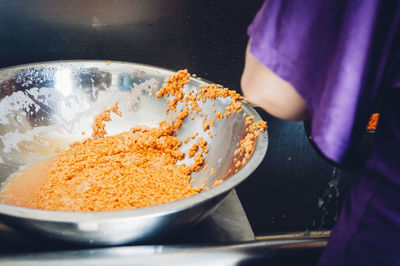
(0, 61, 266, 211)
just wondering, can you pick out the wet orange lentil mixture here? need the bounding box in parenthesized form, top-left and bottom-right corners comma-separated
(0, 70, 267, 212)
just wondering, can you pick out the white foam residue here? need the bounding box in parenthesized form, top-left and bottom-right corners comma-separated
(16, 116, 23, 124)
(27, 87, 60, 106)
(0, 91, 38, 125)
(0, 126, 51, 153)
(59, 96, 80, 122)
(127, 78, 156, 111)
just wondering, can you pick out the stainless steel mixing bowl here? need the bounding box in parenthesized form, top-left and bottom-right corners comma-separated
(0, 61, 268, 246)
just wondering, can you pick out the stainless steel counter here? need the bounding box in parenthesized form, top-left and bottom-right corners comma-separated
(0, 239, 326, 266)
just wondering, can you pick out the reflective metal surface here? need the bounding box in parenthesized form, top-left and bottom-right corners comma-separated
(0, 190, 255, 254)
(0, 239, 326, 266)
(0, 61, 268, 245)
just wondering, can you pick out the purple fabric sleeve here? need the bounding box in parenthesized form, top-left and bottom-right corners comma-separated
(247, 0, 399, 164)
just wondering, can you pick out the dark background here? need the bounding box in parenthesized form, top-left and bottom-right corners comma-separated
(0, 0, 356, 236)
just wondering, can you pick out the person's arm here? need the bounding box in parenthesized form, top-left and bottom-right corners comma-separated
(241, 42, 309, 121)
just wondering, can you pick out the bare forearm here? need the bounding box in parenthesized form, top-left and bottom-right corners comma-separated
(241, 43, 309, 121)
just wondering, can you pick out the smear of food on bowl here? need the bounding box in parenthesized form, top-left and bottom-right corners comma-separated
(0, 70, 267, 212)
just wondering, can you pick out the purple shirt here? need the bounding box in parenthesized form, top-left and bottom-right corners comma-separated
(248, 1, 400, 265)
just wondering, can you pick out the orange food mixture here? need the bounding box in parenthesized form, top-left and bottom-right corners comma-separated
(232, 116, 267, 174)
(1, 69, 267, 212)
(366, 112, 380, 131)
(28, 119, 202, 212)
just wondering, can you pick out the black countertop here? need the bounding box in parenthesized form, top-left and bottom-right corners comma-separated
(0, 0, 357, 237)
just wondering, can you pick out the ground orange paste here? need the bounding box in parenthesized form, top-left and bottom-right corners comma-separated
(1, 69, 267, 212)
